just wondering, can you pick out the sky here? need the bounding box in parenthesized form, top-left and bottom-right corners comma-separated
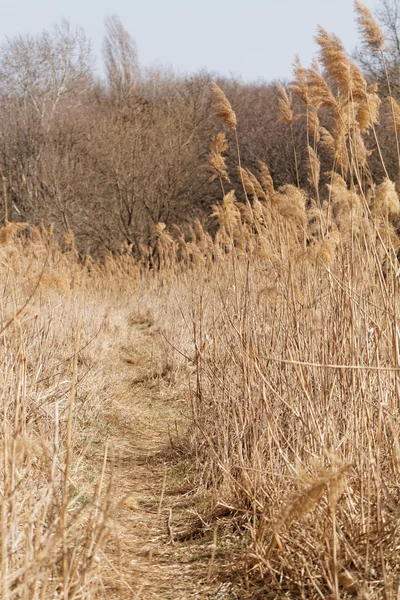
(2, 0, 380, 82)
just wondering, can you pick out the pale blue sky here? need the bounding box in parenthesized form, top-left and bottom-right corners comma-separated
(2, 0, 380, 82)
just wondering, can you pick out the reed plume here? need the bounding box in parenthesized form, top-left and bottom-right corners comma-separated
(320, 124, 348, 174)
(352, 126, 370, 167)
(327, 172, 362, 229)
(0, 222, 28, 245)
(278, 466, 348, 530)
(317, 230, 341, 267)
(239, 167, 256, 197)
(258, 161, 275, 198)
(307, 108, 320, 143)
(245, 170, 267, 200)
(350, 61, 368, 99)
(194, 218, 206, 243)
(276, 184, 307, 225)
(389, 97, 400, 131)
(356, 83, 381, 131)
(315, 26, 352, 95)
(211, 82, 237, 131)
(373, 178, 400, 217)
(277, 82, 300, 186)
(307, 146, 321, 192)
(207, 132, 230, 183)
(211, 190, 241, 233)
(277, 83, 295, 125)
(354, 0, 385, 52)
(291, 55, 309, 105)
(306, 59, 336, 110)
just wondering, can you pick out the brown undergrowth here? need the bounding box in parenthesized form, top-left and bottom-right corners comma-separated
(129, 5, 400, 597)
(4, 3, 400, 598)
(0, 225, 246, 598)
(95, 314, 246, 599)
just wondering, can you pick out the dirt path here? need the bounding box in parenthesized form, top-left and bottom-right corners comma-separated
(93, 318, 238, 600)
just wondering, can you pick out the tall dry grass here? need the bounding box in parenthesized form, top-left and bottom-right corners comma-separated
(143, 183, 400, 596)
(0, 223, 145, 598)
(3, 2, 400, 598)
(130, 4, 400, 597)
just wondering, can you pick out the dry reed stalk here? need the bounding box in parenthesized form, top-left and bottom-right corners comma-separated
(0, 226, 134, 598)
(3, 7, 400, 598)
(307, 145, 321, 195)
(138, 33, 400, 594)
(277, 83, 300, 187)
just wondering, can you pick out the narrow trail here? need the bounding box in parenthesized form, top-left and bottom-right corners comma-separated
(93, 317, 239, 600)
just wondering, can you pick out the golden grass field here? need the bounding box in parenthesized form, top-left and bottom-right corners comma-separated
(3, 3, 400, 598)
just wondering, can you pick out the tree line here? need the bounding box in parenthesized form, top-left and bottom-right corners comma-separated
(0, 2, 399, 255)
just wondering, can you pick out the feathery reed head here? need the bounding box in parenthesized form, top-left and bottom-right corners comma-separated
(327, 172, 362, 228)
(239, 167, 256, 197)
(277, 83, 295, 125)
(307, 108, 321, 143)
(352, 127, 370, 167)
(211, 82, 237, 131)
(152, 222, 174, 246)
(207, 132, 230, 183)
(373, 179, 400, 218)
(246, 169, 267, 200)
(389, 97, 400, 132)
(0, 222, 28, 245)
(308, 146, 321, 191)
(355, 0, 385, 52)
(320, 122, 349, 174)
(356, 83, 381, 131)
(276, 185, 307, 225)
(306, 59, 337, 110)
(315, 26, 351, 94)
(291, 54, 309, 105)
(317, 230, 341, 267)
(211, 190, 240, 232)
(258, 161, 275, 198)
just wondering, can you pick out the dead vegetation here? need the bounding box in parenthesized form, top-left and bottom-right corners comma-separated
(3, 2, 400, 598)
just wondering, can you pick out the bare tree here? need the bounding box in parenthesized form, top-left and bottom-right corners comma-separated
(0, 14, 322, 253)
(0, 20, 93, 121)
(77, 72, 215, 254)
(103, 15, 139, 104)
(0, 21, 93, 225)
